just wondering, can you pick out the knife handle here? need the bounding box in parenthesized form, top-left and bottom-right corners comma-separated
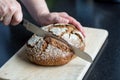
(20, 19, 34, 27)
(20, 19, 29, 27)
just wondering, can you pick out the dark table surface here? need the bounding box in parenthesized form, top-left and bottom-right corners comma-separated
(0, 0, 120, 80)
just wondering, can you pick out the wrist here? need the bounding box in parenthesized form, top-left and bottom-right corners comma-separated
(21, 0, 50, 25)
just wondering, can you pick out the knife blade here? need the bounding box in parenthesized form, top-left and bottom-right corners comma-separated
(21, 19, 93, 63)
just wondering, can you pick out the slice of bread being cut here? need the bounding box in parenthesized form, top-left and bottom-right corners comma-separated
(25, 24, 85, 66)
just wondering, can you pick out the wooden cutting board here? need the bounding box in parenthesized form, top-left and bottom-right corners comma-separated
(0, 27, 108, 80)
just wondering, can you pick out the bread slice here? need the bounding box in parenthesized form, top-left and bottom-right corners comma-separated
(25, 24, 85, 66)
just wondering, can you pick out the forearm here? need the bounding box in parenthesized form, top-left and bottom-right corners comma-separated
(20, 0, 49, 20)
(20, 0, 85, 36)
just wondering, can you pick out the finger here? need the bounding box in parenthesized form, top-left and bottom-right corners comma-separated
(74, 21, 86, 37)
(54, 16, 69, 23)
(11, 8, 23, 26)
(72, 20, 86, 37)
(51, 14, 69, 24)
(3, 12, 13, 25)
(60, 13, 81, 28)
(0, 4, 7, 22)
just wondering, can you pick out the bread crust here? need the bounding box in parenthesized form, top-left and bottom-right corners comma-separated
(25, 24, 85, 66)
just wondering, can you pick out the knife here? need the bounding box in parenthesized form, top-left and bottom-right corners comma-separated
(21, 19, 93, 63)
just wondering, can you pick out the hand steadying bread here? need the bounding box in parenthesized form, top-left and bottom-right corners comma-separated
(25, 24, 85, 66)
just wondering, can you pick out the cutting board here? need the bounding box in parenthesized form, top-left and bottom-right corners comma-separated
(0, 27, 108, 80)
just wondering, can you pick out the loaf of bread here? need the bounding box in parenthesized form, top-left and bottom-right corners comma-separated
(25, 24, 85, 66)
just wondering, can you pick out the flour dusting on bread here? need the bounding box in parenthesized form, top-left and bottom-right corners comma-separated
(42, 23, 85, 49)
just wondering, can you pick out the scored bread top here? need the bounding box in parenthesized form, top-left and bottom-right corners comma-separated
(42, 23, 85, 48)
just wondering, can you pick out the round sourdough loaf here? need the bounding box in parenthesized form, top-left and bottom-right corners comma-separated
(25, 24, 85, 66)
